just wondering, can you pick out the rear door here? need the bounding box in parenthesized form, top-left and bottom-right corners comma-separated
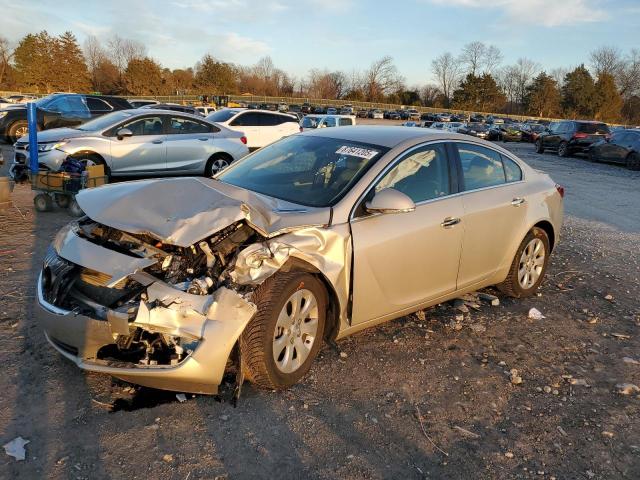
(229, 112, 262, 149)
(598, 131, 626, 162)
(164, 115, 217, 174)
(42, 96, 92, 129)
(454, 142, 527, 289)
(108, 114, 167, 174)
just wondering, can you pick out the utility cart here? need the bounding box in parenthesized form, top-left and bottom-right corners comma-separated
(31, 164, 108, 216)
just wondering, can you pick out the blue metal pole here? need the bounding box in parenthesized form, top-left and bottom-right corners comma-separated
(27, 102, 38, 174)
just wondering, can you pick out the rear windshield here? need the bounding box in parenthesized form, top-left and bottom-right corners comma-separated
(301, 116, 319, 128)
(577, 123, 610, 134)
(206, 109, 238, 123)
(218, 135, 389, 207)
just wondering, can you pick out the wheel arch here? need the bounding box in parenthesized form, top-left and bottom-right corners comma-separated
(533, 220, 556, 252)
(205, 151, 234, 176)
(277, 257, 342, 342)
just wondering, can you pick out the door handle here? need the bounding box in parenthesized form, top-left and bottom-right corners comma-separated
(198, 137, 209, 141)
(152, 140, 163, 144)
(511, 197, 526, 206)
(440, 217, 461, 228)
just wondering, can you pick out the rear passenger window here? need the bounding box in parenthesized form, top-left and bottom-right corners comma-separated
(260, 114, 281, 126)
(457, 143, 506, 191)
(169, 117, 212, 134)
(339, 118, 352, 126)
(375, 144, 450, 203)
(502, 155, 522, 182)
(324, 117, 336, 128)
(230, 113, 259, 126)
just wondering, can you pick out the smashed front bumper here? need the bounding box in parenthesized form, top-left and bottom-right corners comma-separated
(36, 270, 256, 395)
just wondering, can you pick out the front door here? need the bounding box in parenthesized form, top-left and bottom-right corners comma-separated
(350, 142, 464, 325)
(108, 115, 166, 174)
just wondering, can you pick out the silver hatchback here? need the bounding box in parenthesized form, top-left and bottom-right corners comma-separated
(10, 109, 249, 179)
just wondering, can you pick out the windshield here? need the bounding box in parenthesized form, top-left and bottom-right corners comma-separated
(75, 110, 136, 131)
(206, 109, 238, 123)
(218, 135, 389, 207)
(301, 116, 320, 128)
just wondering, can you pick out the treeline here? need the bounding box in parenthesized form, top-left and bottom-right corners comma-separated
(0, 32, 638, 123)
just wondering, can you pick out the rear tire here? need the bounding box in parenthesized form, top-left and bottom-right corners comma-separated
(55, 194, 71, 208)
(204, 154, 232, 177)
(626, 152, 640, 170)
(497, 227, 550, 298)
(587, 149, 598, 163)
(558, 141, 569, 157)
(535, 139, 544, 154)
(240, 272, 326, 390)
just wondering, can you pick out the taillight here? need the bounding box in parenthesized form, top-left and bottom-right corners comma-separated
(573, 132, 588, 139)
(555, 184, 565, 198)
(240, 136, 247, 145)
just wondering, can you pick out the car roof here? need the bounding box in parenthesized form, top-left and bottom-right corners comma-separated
(300, 125, 467, 148)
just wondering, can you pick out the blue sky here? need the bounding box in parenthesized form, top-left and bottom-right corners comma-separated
(2, 0, 639, 86)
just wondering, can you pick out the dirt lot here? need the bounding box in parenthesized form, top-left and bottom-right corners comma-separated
(0, 139, 639, 479)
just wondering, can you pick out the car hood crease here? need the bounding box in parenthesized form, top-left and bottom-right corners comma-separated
(76, 177, 331, 247)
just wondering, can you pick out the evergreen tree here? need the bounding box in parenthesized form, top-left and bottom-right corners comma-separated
(124, 57, 164, 95)
(13, 31, 57, 92)
(195, 54, 237, 93)
(56, 31, 91, 92)
(452, 73, 506, 112)
(524, 72, 561, 117)
(561, 65, 596, 118)
(594, 72, 622, 122)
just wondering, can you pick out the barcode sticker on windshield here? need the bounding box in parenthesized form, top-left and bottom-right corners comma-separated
(335, 146, 379, 160)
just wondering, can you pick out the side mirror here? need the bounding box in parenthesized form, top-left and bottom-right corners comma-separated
(365, 188, 415, 214)
(116, 128, 133, 140)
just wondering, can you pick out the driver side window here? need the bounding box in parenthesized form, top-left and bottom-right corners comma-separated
(375, 144, 451, 204)
(121, 116, 163, 136)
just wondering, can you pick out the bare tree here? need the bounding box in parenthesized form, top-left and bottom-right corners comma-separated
(0, 36, 13, 86)
(497, 65, 519, 112)
(617, 48, 640, 98)
(431, 52, 461, 105)
(363, 56, 403, 101)
(419, 84, 441, 106)
(590, 46, 623, 78)
(550, 67, 569, 88)
(460, 41, 486, 76)
(483, 45, 503, 74)
(107, 34, 146, 74)
(513, 58, 540, 112)
(83, 35, 106, 89)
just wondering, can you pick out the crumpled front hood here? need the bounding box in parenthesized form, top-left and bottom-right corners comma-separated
(76, 177, 331, 247)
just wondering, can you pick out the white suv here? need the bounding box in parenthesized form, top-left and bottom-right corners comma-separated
(206, 109, 300, 150)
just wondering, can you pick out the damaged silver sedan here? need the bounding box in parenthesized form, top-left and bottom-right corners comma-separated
(36, 127, 564, 394)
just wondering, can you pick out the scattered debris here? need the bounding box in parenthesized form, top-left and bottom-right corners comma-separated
(602, 431, 614, 438)
(504, 451, 514, 459)
(569, 379, 590, 387)
(477, 292, 500, 306)
(616, 383, 640, 395)
(611, 333, 630, 340)
(339, 351, 348, 359)
(453, 426, 480, 438)
(469, 323, 486, 334)
(557, 426, 568, 437)
(604, 294, 614, 301)
(162, 454, 173, 463)
(3, 437, 29, 461)
(544, 386, 552, 393)
(623, 357, 640, 365)
(528, 308, 545, 320)
(175, 393, 187, 403)
(509, 369, 523, 385)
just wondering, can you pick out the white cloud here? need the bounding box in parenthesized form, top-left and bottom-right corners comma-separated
(207, 32, 271, 62)
(427, 0, 608, 27)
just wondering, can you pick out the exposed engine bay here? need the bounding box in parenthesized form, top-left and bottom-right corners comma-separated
(43, 218, 264, 370)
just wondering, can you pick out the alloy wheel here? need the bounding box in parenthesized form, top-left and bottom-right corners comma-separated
(210, 158, 229, 175)
(518, 238, 545, 290)
(272, 289, 319, 374)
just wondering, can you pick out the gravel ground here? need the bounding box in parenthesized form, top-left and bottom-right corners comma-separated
(0, 138, 639, 479)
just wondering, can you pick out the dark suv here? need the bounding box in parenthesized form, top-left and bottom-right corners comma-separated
(535, 120, 610, 157)
(0, 93, 132, 143)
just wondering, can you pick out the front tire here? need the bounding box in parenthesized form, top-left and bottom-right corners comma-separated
(8, 120, 30, 143)
(498, 227, 550, 298)
(535, 139, 545, 154)
(240, 272, 326, 390)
